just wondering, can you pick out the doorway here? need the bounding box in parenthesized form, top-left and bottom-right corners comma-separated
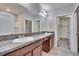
(25, 20, 32, 33)
(57, 16, 70, 49)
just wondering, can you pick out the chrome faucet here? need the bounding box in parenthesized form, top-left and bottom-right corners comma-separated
(19, 35, 22, 38)
(19, 34, 24, 38)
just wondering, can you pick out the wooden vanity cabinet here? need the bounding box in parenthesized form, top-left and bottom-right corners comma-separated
(4, 40, 42, 56)
(3, 34, 54, 56)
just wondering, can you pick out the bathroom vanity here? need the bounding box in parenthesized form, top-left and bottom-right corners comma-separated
(0, 33, 54, 56)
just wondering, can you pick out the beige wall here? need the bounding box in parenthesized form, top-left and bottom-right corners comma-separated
(13, 14, 23, 34)
(13, 13, 35, 34)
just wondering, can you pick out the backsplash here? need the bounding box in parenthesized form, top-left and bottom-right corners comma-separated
(0, 34, 18, 41)
(0, 32, 46, 41)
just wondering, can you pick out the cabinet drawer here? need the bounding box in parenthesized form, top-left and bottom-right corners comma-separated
(5, 45, 33, 56)
(31, 40, 42, 49)
(44, 38, 49, 41)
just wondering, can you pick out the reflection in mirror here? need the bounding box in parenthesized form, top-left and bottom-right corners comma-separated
(25, 20, 32, 33)
(0, 11, 14, 35)
(34, 20, 40, 32)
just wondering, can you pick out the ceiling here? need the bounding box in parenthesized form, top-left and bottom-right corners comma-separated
(19, 3, 73, 17)
(0, 3, 30, 15)
(0, 3, 74, 17)
(19, 3, 42, 16)
(40, 3, 73, 12)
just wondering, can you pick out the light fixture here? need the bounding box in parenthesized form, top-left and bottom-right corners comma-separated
(40, 9, 47, 17)
(6, 9, 10, 12)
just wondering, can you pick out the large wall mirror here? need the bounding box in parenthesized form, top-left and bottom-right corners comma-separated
(0, 11, 14, 35)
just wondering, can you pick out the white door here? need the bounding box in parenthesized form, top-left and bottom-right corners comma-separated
(70, 13, 78, 53)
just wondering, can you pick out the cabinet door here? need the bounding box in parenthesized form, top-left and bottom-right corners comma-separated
(33, 45, 42, 56)
(50, 35, 54, 49)
(25, 52, 32, 56)
(50, 39, 53, 49)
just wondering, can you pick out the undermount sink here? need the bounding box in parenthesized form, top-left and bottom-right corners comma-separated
(13, 37, 34, 42)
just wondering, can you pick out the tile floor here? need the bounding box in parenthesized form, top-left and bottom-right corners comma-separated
(42, 39, 79, 56)
(58, 38, 70, 49)
(42, 47, 79, 56)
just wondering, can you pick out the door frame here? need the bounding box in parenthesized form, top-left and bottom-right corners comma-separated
(55, 14, 71, 48)
(56, 14, 71, 45)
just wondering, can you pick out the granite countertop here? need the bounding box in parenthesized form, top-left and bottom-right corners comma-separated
(0, 33, 53, 56)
